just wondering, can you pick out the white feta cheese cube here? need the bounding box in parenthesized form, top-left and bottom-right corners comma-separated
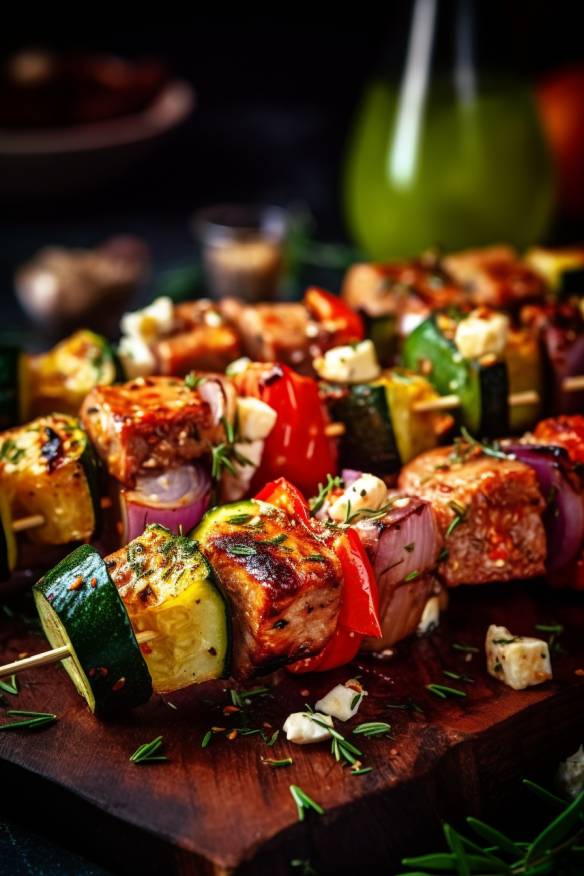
(557, 746, 584, 800)
(226, 356, 251, 377)
(454, 309, 509, 360)
(236, 397, 277, 441)
(314, 340, 380, 384)
(329, 473, 388, 523)
(120, 296, 175, 342)
(417, 596, 441, 636)
(315, 681, 367, 721)
(283, 711, 333, 745)
(485, 624, 552, 690)
(117, 336, 156, 379)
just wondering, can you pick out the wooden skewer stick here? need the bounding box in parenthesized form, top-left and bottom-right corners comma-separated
(9, 497, 113, 536)
(413, 389, 540, 414)
(0, 630, 158, 680)
(563, 375, 584, 393)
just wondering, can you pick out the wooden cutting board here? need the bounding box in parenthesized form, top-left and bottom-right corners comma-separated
(1, 581, 584, 875)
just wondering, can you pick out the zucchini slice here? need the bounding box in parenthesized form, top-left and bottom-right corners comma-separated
(33, 545, 152, 714)
(0, 414, 100, 544)
(377, 369, 447, 464)
(29, 329, 123, 418)
(0, 486, 16, 580)
(107, 525, 230, 693)
(402, 312, 509, 438)
(505, 327, 544, 433)
(325, 382, 401, 475)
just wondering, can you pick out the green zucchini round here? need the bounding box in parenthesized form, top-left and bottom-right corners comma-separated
(33, 545, 152, 714)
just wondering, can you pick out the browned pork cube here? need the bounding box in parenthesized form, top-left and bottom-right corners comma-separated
(81, 375, 231, 484)
(399, 446, 546, 587)
(442, 245, 545, 310)
(197, 500, 342, 678)
(153, 300, 242, 375)
(219, 299, 316, 373)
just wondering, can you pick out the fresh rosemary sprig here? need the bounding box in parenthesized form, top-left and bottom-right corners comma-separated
(535, 622, 566, 655)
(263, 757, 293, 768)
(0, 674, 19, 696)
(0, 710, 57, 730)
(426, 683, 467, 700)
(129, 735, 167, 764)
(184, 372, 206, 390)
(400, 781, 584, 876)
(211, 417, 252, 480)
(309, 474, 343, 515)
(289, 784, 325, 821)
(452, 642, 479, 654)
(352, 722, 391, 738)
(227, 544, 257, 557)
(304, 713, 363, 766)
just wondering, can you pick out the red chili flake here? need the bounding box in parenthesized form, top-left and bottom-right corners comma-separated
(262, 721, 273, 730)
(97, 666, 108, 678)
(223, 705, 240, 715)
(17, 651, 29, 659)
(227, 730, 238, 741)
(68, 576, 84, 591)
(112, 677, 126, 692)
(300, 689, 310, 697)
(140, 643, 153, 655)
(89, 577, 97, 589)
(575, 669, 584, 677)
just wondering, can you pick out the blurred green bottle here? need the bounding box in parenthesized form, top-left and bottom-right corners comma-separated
(343, 0, 554, 260)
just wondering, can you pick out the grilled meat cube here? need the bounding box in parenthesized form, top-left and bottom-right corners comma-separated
(442, 245, 546, 310)
(219, 299, 317, 373)
(81, 375, 234, 484)
(195, 500, 342, 678)
(399, 446, 546, 586)
(342, 260, 463, 319)
(153, 300, 242, 375)
(350, 495, 443, 649)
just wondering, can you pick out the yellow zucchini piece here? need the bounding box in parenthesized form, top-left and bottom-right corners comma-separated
(108, 525, 230, 693)
(505, 328, 544, 433)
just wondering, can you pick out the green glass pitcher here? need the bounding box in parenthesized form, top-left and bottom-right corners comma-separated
(343, 0, 555, 260)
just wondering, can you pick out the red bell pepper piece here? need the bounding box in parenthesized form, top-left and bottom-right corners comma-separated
(303, 287, 364, 346)
(334, 527, 381, 638)
(234, 362, 337, 497)
(287, 625, 362, 674)
(254, 477, 311, 525)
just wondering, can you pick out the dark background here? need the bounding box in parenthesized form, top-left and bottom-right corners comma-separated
(2, 5, 584, 333)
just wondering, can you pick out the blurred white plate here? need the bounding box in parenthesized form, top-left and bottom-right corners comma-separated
(0, 79, 195, 197)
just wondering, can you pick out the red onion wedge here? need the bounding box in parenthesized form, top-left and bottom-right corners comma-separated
(353, 495, 443, 649)
(120, 464, 212, 542)
(505, 442, 584, 573)
(544, 321, 584, 415)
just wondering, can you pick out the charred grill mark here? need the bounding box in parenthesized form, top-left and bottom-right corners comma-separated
(41, 426, 64, 472)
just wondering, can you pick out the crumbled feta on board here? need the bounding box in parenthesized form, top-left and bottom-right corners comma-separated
(314, 339, 380, 384)
(417, 595, 441, 636)
(557, 746, 584, 800)
(328, 473, 388, 523)
(283, 711, 333, 744)
(485, 624, 552, 690)
(120, 296, 175, 341)
(454, 309, 509, 360)
(315, 680, 367, 721)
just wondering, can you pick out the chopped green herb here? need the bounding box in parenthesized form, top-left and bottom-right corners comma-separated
(309, 474, 344, 515)
(258, 533, 288, 546)
(184, 372, 206, 390)
(304, 554, 327, 563)
(442, 670, 474, 684)
(403, 569, 420, 582)
(264, 757, 293, 768)
(201, 730, 213, 748)
(227, 513, 253, 525)
(129, 735, 167, 764)
(289, 785, 325, 821)
(452, 642, 479, 654)
(352, 722, 392, 738)
(351, 767, 373, 776)
(227, 544, 258, 557)
(0, 710, 57, 731)
(0, 674, 19, 696)
(426, 683, 467, 699)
